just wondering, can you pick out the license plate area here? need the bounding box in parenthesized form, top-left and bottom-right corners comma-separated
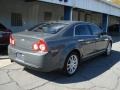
(16, 52, 24, 61)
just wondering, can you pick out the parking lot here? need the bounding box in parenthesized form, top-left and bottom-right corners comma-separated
(0, 37, 120, 90)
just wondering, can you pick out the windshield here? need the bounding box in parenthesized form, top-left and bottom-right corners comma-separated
(29, 23, 67, 34)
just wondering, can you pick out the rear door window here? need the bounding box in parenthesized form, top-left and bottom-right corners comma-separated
(75, 24, 91, 35)
(89, 24, 102, 35)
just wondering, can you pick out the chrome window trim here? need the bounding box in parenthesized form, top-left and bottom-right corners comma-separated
(75, 35, 98, 37)
(88, 23, 102, 35)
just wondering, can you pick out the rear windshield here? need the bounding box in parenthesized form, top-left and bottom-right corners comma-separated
(29, 23, 67, 34)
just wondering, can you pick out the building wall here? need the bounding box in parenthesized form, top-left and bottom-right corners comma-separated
(37, 2, 64, 22)
(109, 16, 120, 26)
(0, 0, 35, 32)
(91, 13, 102, 26)
(72, 9, 102, 26)
(72, 10, 78, 21)
(39, 0, 120, 17)
(0, 0, 64, 33)
(0, 0, 119, 33)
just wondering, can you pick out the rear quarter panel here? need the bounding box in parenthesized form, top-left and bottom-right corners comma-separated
(46, 36, 82, 69)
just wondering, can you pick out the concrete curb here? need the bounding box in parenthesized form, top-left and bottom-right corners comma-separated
(0, 55, 9, 60)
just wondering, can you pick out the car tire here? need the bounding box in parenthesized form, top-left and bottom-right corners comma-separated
(105, 42, 112, 56)
(63, 52, 79, 76)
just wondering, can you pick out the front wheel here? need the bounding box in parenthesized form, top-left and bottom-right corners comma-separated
(63, 52, 79, 76)
(105, 42, 112, 56)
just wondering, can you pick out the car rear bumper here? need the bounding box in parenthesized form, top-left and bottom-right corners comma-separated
(8, 45, 59, 72)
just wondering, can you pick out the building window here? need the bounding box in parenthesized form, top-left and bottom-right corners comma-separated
(59, 0, 68, 2)
(60, 16, 64, 20)
(44, 12, 52, 21)
(75, 25, 91, 35)
(85, 14, 92, 22)
(11, 13, 23, 26)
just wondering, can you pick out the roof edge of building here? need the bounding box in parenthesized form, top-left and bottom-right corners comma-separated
(99, 0, 120, 9)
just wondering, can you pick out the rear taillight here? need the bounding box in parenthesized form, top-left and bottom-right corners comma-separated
(10, 35, 15, 46)
(32, 39, 48, 52)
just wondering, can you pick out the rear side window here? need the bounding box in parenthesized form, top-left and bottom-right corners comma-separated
(63, 26, 74, 37)
(29, 23, 67, 34)
(75, 24, 91, 35)
(89, 24, 102, 35)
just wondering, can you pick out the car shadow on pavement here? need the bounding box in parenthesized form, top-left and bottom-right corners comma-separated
(25, 50, 120, 84)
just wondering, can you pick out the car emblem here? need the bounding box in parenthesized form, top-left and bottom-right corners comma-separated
(21, 39, 25, 41)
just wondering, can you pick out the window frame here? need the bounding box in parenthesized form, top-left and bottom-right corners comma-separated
(74, 24, 92, 36)
(88, 24, 102, 36)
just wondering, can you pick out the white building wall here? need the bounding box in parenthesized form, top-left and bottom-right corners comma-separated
(0, 0, 119, 33)
(39, 0, 120, 17)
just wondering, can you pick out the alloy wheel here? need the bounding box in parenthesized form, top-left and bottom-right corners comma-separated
(66, 54, 79, 75)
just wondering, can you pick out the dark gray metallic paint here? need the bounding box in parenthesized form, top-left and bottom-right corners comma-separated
(8, 21, 112, 72)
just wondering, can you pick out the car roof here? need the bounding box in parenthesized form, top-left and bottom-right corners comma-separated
(45, 20, 93, 25)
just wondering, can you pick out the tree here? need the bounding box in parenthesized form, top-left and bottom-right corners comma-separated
(111, 0, 120, 5)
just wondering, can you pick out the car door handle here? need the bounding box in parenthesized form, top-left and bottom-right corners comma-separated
(104, 38, 109, 41)
(78, 39, 84, 42)
(85, 41, 91, 44)
(95, 38, 99, 40)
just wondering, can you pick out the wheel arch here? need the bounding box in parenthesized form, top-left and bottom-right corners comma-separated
(67, 49, 81, 60)
(59, 48, 82, 69)
(109, 40, 112, 46)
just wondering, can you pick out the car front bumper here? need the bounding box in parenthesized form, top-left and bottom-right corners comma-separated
(8, 45, 59, 72)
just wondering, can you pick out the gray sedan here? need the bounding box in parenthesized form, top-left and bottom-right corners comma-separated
(8, 21, 112, 76)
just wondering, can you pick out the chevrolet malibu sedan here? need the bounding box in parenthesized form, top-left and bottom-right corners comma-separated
(8, 21, 112, 76)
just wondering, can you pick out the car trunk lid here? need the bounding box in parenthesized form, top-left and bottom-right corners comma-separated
(13, 31, 53, 51)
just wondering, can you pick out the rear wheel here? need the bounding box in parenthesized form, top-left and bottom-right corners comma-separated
(105, 42, 112, 56)
(63, 52, 79, 76)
